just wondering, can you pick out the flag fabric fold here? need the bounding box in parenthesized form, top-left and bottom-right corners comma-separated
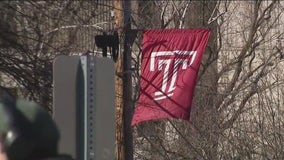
(132, 29, 211, 126)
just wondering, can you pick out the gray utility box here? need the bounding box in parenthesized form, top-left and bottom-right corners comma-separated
(53, 55, 115, 160)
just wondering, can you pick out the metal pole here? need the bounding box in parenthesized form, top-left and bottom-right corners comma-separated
(122, 1, 133, 160)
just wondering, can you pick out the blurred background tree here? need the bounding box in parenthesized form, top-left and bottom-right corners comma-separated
(0, 1, 283, 159)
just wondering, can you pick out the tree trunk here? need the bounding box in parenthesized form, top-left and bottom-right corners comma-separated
(185, 1, 219, 159)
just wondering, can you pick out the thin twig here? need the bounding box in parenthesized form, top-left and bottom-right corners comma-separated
(179, 1, 190, 29)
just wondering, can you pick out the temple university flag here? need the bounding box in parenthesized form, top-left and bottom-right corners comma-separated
(131, 29, 211, 126)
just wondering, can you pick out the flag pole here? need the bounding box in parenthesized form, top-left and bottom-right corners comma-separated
(122, 0, 134, 159)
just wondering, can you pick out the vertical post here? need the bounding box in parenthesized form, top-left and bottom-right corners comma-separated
(113, 0, 125, 160)
(113, 0, 133, 160)
(122, 1, 133, 160)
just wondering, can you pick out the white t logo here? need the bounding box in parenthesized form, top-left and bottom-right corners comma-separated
(150, 50, 197, 100)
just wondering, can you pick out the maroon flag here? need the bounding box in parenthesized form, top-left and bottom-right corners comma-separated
(131, 29, 210, 126)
